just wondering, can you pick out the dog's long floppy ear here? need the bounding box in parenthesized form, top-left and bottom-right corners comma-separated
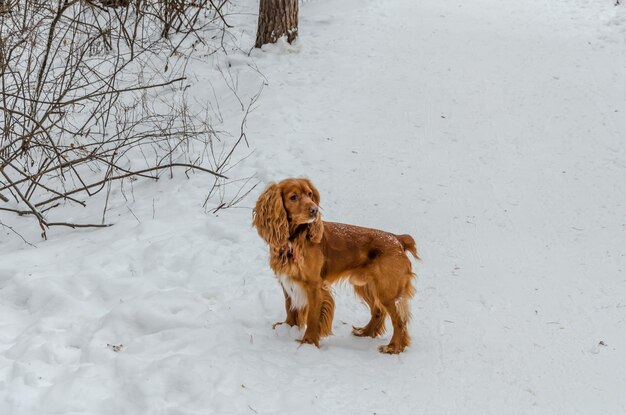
(252, 183, 289, 247)
(303, 178, 324, 243)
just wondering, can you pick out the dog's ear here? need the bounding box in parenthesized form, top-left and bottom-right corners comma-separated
(307, 216, 324, 244)
(252, 183, 289, 247)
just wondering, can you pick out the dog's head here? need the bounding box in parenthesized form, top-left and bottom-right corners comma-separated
(252, 178, 323, 247)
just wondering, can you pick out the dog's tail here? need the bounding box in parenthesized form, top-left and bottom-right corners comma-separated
(396, 234, 420, 260)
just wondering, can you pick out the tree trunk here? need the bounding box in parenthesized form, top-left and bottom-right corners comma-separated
(255, 0, 298, 48)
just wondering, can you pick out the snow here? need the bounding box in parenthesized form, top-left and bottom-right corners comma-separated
(2, 0, 626, 413)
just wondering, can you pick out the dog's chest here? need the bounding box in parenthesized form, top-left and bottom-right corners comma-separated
(277, 274, 307, 310)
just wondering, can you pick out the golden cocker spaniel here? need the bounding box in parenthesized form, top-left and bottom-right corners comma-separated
(253, 178, 418, 354)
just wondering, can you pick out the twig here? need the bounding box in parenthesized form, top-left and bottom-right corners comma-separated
(35, 163, 227, 207)
(208, 0, 233, 28)
(1, 0, 252, 239)
(1, 170, 49, 238)
(0, 207, 36, 216)
(46, 222, 113, 229)
(0, 220, 37, 248)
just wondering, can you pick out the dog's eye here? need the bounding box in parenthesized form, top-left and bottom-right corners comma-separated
(290, 194, 298, 201)
(308, 192, 313, 197)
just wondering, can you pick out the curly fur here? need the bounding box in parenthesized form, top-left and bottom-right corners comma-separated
(252, 183, 289, 248)
(252, 178, 418, 354)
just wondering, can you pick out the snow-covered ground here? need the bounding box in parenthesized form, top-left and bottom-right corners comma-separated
(2, 0, 626, 413)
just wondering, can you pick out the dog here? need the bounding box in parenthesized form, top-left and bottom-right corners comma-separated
(252, 178, 419, 354)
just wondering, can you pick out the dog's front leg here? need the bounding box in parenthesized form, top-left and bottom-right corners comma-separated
(273, 287, 306, 329)
(298, 281, 322, 347)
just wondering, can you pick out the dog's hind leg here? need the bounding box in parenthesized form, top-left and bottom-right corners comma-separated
(378, 276, 415, 354)
(319, 285, 335, 337)
(352, 283, 387, 338)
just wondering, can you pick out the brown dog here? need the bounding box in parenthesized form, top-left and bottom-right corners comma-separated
(252, 178, 419, 354)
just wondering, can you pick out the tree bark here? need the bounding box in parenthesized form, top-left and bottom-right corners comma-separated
(255, 0, 298, 48)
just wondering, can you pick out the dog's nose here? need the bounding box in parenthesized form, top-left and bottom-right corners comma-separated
(309, 206, 318, 217)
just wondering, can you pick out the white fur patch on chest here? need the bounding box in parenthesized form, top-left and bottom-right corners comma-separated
(277, 274, 308, 310)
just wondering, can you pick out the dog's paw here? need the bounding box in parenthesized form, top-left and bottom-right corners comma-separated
(272, 319, 297, 330)
(378, 344, 404, 354)
(352, 326, 376, 337)
(272, 321, 286, 329)
(297, 335, 320, 348)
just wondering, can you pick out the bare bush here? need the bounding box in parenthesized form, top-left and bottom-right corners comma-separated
(0, 0, 255, 239)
